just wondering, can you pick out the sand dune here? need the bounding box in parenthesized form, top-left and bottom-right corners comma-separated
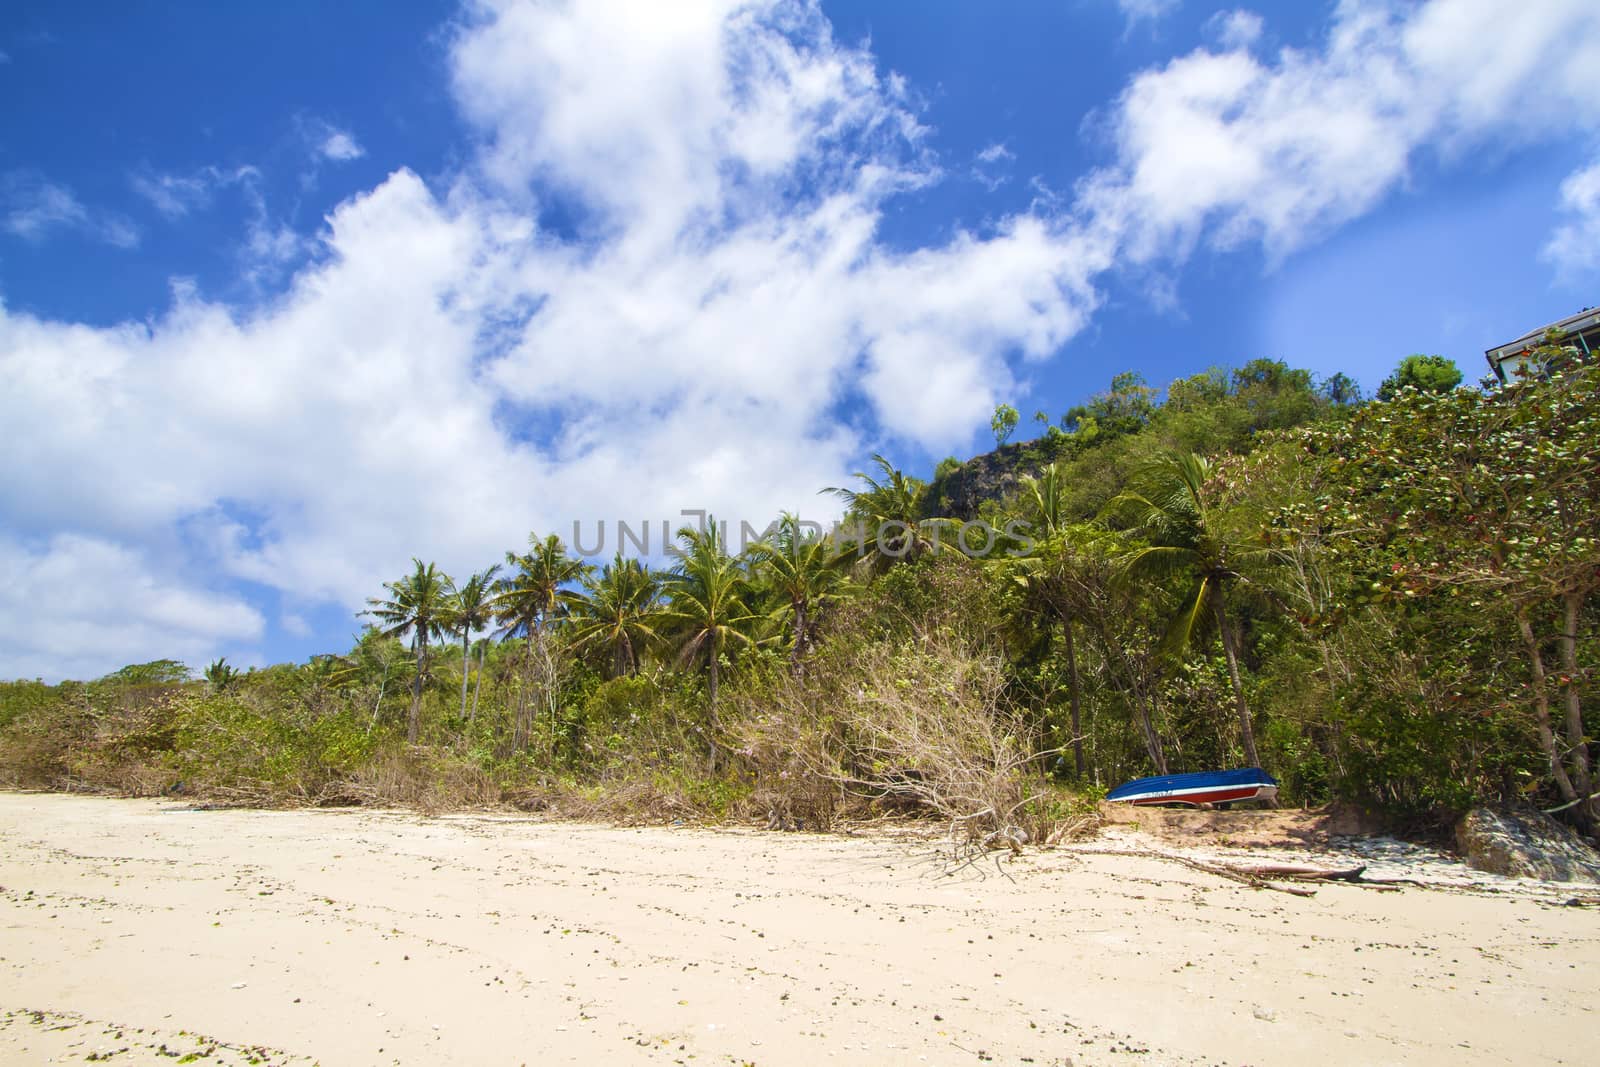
(1, 793, 1594, 1066)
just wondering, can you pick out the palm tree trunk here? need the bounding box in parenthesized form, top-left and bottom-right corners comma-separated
(459, 632, 471, 720)
(706, 643, 721, 770)
(1211, 593, 1261, 769)
(1063, 616, 1085, 778)
(790, 601, 808, 673)
(516, 627, 535, 751)
(470, 640, 485, 723)
(408, 631, 426, 744)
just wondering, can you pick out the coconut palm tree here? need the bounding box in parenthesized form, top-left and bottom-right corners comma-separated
(749, 512, 852, 672)
(495, 534, 591, 749)
(661, 520, 761, 745)
(365, 559, 453, 744)
(1106, 451, 1266, 769)
(203, 657, 239, 694)
(1008, 465, 1090, 776)
(569, 553, 663, 678)
(823, 454, 946, 567)
(445, 565, 500, 720)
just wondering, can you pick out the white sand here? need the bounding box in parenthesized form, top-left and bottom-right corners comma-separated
(1, 793, 1594, 1066)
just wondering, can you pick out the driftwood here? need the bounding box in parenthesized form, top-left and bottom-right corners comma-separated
(1076, 847, 1407, 897)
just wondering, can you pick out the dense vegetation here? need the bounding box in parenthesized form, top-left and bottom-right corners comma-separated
(4, 338, 1596, 841)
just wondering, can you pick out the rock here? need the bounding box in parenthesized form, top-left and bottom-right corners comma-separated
(1454, 808, 1600, 883)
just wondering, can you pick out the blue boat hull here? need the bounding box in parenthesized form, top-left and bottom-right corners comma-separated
(1106, 768, 1278, 807)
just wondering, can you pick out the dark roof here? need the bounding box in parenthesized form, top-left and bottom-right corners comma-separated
(1485, 307, 1600, 364)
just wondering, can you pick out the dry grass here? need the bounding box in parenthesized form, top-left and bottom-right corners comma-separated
(733, 627, 1091, 857)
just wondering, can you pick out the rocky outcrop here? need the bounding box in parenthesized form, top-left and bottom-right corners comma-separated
(923, 438, 1071, 521)
(1454, 808, 1600, 883)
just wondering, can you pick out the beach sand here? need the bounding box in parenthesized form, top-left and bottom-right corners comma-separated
(1, 792, 1594, 1066)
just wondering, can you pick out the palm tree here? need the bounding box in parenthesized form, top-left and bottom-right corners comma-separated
(661, 520, 761, 750)
(1009, 465, 1088, 777)
(749, 512, 852, 672)
(823, 454, 946, 567)
(445, 564, 500, 720)
(495, 534, 591, 749)
(204, 657, 238, 694)
(365, 559, 453, 743)
(569, 553, 663, 678)
(1106, 451, 1265, 769)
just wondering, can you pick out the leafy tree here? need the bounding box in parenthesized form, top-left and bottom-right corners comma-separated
(1063, 371, 1157, 440)
(750, 512, 853, 672)
(445, 565, 500, 720)
(103, 660, 192, 686)
(496, 534, 590, 750)
(661, 520, 761, 749)
(569, 554, 663, 678)
(1376, 354, 1462, 401)
(365, 560, 453, 744)
(1283, 345, 1600, 827)
(991, 403, 1020, 447)
(1319, 371, 1363, 406)
(345, 627, 411, 735)
(1107, 451, 1269, 770)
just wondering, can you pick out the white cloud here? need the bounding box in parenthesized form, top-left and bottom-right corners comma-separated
(1116, 0, 1180, 28)
(293, 116, 367, 164)
(1204, 9, 1263, 50)
(1081, 0, 1600, 263)
(2, 173, 139, 248)
(0, 534, 264, 681)
(976, 143, 1013, 166)
(972, 142, 1014, 191)
(130, 168, 226, 219)
(320, 129, 366, 162)
(1543, 157, 1600, 275)
(0, 0, 1102, 681)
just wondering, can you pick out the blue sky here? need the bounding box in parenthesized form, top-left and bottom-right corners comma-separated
(3, 0, 1598, 681)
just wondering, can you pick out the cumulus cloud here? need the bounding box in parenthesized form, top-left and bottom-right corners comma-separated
(1081, 0, 1600, 263)
(1543, 156, 1600, 275)
(0, 534, 264, 681)
(2, 172, 139, 248)
(2, 0, 1108, 679)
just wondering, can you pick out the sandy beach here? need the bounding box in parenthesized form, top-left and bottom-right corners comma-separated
(1, 793, 1594, 1066)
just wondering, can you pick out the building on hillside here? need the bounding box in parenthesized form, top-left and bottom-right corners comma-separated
(1484, 306, 1600, 384)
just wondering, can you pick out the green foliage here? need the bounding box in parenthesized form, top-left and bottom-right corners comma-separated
(103, 660, 192, 685)
(4, 351, 1593, 836)
(204, 658, 239, 693)
(991, 403, 1020, 447)
(1376, 353, 1462, 401)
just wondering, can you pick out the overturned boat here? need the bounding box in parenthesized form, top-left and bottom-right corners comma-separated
(1106, 768, 1278, 808)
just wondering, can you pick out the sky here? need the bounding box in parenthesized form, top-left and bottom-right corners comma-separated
(2, 0, 1598, 682)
